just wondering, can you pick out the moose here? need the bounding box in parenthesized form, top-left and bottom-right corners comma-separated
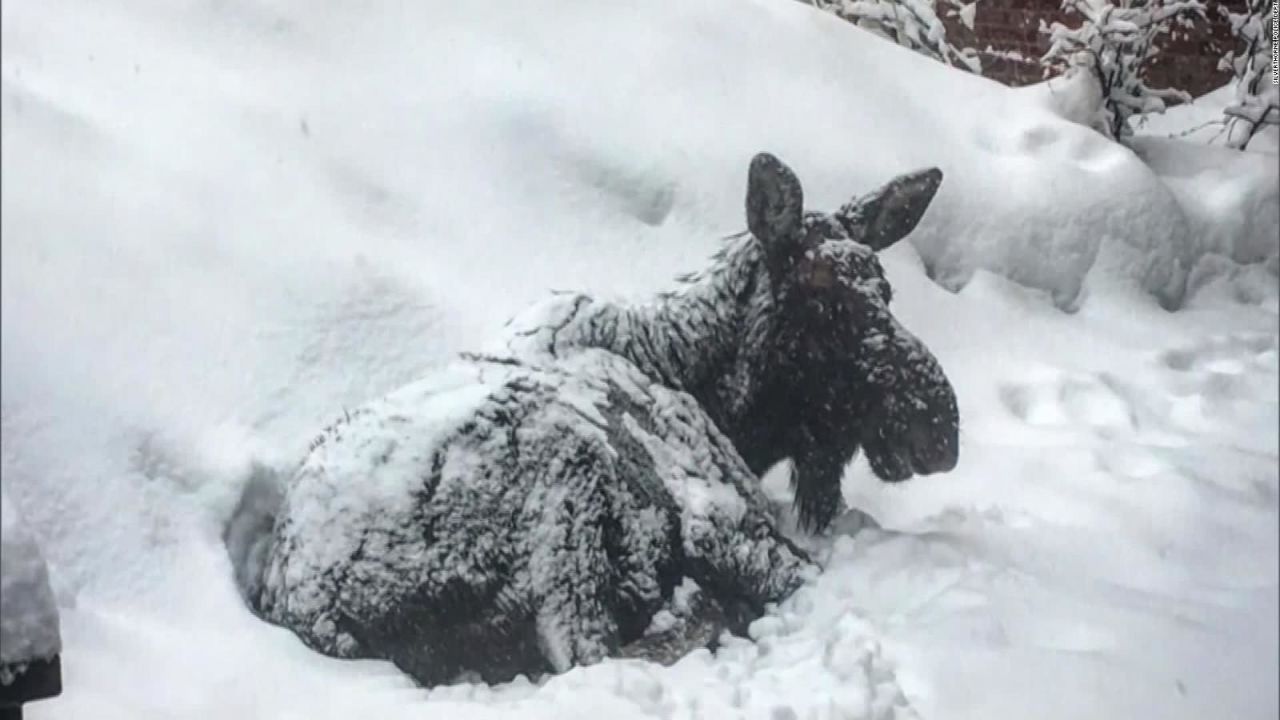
(228, 152, 959, 687)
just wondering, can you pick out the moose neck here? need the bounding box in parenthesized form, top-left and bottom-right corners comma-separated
(564, 236, 779, 433)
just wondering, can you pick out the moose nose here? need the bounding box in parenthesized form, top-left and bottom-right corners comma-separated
(908, 417, 958, 474)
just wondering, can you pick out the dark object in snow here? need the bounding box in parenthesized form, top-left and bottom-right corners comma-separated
(0, 656, 62, 719)
(230, 152, 957, 687)
(1, 492, 64, 720)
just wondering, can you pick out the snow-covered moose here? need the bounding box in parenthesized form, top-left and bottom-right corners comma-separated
(228, 153, 959, 686)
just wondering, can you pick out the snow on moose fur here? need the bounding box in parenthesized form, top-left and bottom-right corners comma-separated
(227, 153, 960, 686)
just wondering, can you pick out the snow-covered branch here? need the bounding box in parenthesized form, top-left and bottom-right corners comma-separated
(807, 0, 985, 73)
(1039, 0, 1207, 140)
(1219, 0, 1279, 150)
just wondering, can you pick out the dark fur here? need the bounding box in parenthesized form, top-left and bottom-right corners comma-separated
(504, 154, 958, 532)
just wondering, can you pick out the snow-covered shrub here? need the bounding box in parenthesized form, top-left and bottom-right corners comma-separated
(807, 0, 983, 72)
(232, 154, 959, 686)
(1040, 0, 1208, 139)
(1219, 0, 1279, 149)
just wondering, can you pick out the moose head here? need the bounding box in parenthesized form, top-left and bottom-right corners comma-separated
(738, 152, 959, 531)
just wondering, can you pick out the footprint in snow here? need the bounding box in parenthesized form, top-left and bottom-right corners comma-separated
(1158, 332, 1278, 373)
(998, 370, 1138, 435)
(1155, 332, 1279, 431)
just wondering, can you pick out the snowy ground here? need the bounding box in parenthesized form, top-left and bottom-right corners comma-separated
(1, 1, 1276, 719)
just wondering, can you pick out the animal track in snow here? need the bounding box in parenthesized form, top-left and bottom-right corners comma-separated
(998, 370, 1138, 434)
(1000, 332, 1277, 441)
(1158, 332, 1277, 373)
(1156, 332, 1278, 435)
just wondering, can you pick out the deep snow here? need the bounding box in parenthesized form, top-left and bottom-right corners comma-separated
(1130, 80, 1280, 267)
(1, 0, 1276, 719)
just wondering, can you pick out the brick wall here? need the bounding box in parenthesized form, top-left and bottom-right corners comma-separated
(942, 0, 1246, 97)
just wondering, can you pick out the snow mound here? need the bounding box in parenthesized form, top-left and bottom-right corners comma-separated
(1017, 68, 1108, 134)
(1015, 75, 1279, 295)
(1133, 84, 1279, 272)
(1130, 136, 1279, 265)
(902, 68, 1199, 309)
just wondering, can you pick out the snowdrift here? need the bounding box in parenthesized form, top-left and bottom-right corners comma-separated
(1130, 81, 1280, 269)
(1, 1, 1276, 719)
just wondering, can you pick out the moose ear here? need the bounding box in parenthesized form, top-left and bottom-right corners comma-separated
(836, 168, 942, 252)
(746, 153, 804, 247)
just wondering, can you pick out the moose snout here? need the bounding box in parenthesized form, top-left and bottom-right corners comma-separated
(907, 415, 958, 475)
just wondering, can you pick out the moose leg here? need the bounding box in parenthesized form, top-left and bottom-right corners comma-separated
(683, 509, 815, 635)
(791, 443, 849, 534)
(602, 475, 683, 644)
(526, 442, 623, 672)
